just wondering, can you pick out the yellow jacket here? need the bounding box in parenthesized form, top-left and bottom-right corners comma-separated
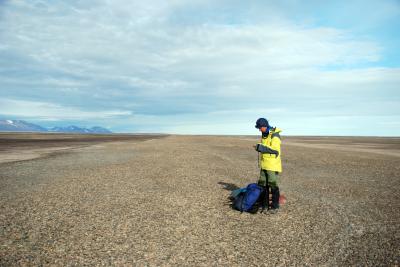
(257, 127, 282, 172)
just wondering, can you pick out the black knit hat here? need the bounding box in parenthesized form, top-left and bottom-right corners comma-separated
(255, 118, 269, 128)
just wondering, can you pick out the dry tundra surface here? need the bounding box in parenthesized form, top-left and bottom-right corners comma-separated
(0, 134, 399, 266)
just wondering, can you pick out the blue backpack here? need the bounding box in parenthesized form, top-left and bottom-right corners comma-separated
(233, 183, 264, 212)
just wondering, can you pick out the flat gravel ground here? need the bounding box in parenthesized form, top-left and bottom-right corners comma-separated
(0, 135, 399, 266)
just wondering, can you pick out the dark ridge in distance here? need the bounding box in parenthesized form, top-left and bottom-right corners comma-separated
(0, 132, 168, 151)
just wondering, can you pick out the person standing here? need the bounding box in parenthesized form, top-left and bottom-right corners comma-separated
(254, 118, 282, 214)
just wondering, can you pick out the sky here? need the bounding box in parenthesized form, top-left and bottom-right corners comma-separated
(0, 0, 399, 136)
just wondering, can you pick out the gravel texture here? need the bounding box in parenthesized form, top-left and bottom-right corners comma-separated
(0, 135, 399, 266)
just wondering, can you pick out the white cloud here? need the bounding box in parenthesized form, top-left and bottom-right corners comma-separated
(0, 99, 132, 121)
(1, 1, 381, 80)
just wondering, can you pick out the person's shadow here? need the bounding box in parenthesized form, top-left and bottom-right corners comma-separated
(218, 182, 240, 209)
(218, 181, 240, 191)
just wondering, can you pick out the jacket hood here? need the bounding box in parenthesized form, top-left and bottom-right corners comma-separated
(261, 127, 282, 138)
(272, 127, 282, 133)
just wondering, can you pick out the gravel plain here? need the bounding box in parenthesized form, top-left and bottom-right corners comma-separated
(0, 134, 399, 266)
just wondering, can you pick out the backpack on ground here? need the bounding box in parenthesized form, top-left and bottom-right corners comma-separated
(233, 183, 264, 212)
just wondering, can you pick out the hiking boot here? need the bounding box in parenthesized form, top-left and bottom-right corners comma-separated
(271, 187, 280, 210)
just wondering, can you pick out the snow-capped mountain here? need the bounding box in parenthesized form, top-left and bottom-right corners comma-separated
(49, 125, 112, 133)
(0, 120, 48, 132)
(89, 126, 113, 134)
(49, 125, 90, 133)
(0, 119, 112, 134)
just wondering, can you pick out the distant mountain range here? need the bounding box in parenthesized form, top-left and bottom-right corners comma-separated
(0, 120, 112, 134)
